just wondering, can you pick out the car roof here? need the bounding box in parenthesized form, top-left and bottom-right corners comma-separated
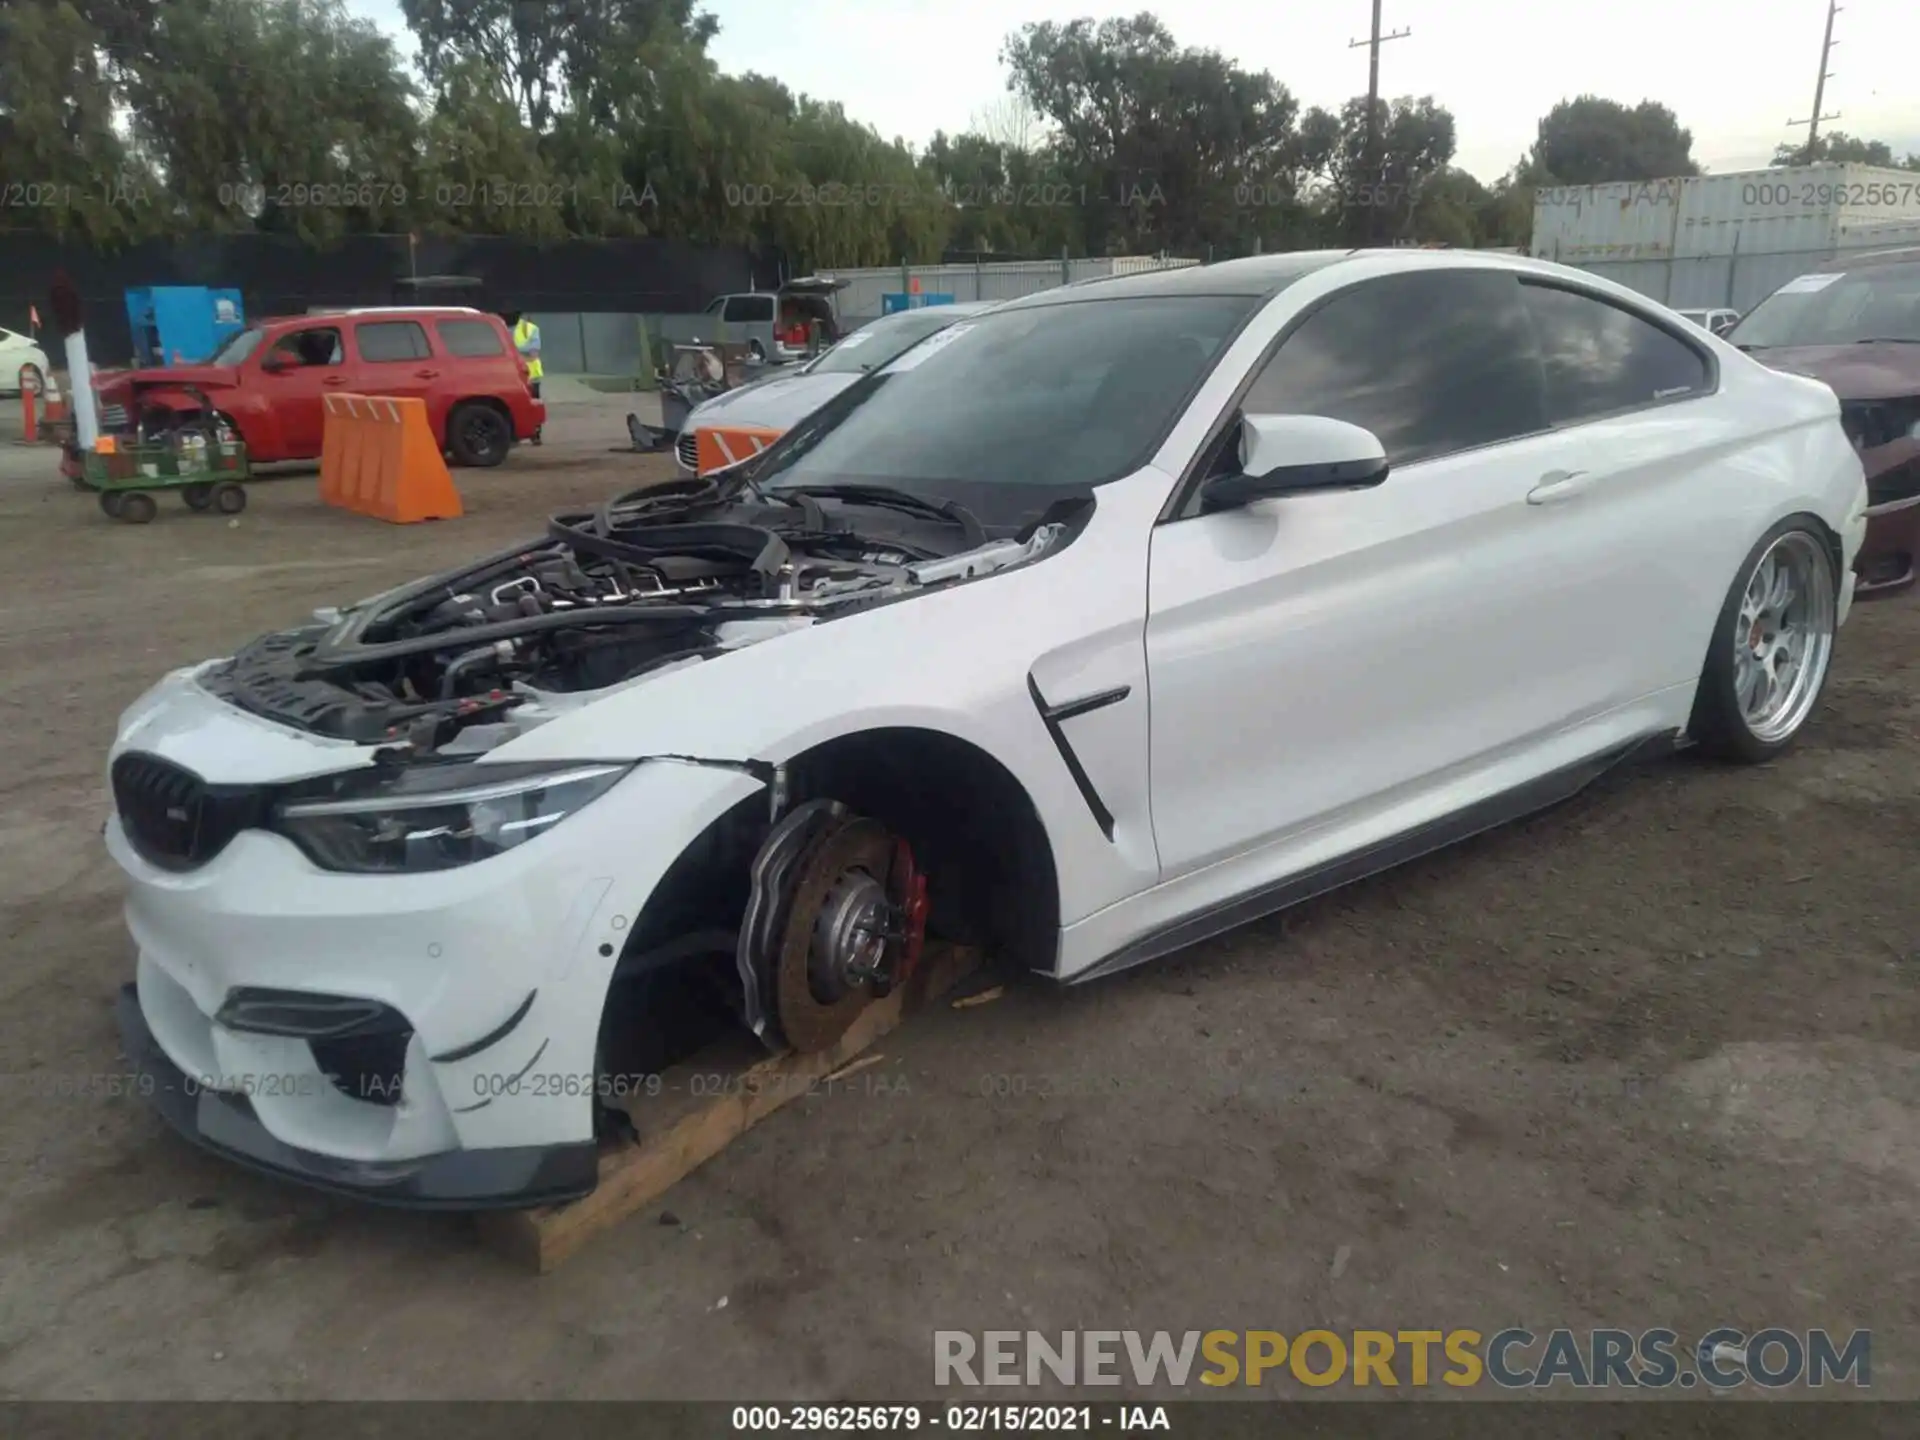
(994, 248, 1642, 312)
(270, 307, 491, 323)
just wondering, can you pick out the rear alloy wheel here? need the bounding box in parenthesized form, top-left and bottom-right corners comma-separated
(1690, 519, 1838, 763)
(448, 403, 511, 468)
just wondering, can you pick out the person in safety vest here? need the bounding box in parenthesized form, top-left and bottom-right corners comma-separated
(504, 310, 543, 445)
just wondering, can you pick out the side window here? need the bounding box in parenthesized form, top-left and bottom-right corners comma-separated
(1520, 283, 1710, 426)
(723, 295, 773, 323)
(705, 297, 727, 315)
(436, 319, 507, 358)
(356, 320, 432, 363)
(1240, 270, 1548, 467)
(264, 326, 343, 368)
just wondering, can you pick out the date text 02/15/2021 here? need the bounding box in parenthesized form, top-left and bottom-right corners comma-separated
(731, 1406, 1169, 1431)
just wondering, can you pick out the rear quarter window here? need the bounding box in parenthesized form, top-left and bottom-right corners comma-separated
(436, 319, 507, 358)
(1519, 283, 1710, 426)
(356, 320, 432, 363)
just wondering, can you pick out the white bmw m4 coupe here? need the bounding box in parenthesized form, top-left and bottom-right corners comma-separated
(107, 249, 1869, 1207)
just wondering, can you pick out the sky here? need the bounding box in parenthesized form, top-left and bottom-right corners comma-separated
(344, 0, 1920, 182)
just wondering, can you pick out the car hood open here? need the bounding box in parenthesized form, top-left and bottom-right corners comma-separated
(193, 475, 1081, 759)
(685, 371, 861, 432)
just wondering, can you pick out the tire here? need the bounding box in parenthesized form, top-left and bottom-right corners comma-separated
(447, 402, 511, 468)
(747, 340, 766, 363)
(117, 490, 158, 525)
(182, 482, 214, 510)
(211, 481, 247, 514)
(99, 490, 124, 518)
(1689, 516, 1839, 763)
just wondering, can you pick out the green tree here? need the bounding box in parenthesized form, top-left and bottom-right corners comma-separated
(1522, 96, 1699, 186)
(401, 0, 716, 133)
(416, 55, 571, 239)
(1769, 131, 1920, 169)
(113, 0, 420, 242)
(1299, 95, 1456, 244)
(1001, 13, 1301, 257)
(0, 0, 159, 243)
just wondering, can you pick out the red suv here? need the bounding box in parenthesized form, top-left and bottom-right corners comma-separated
(91, 308, 545, 467)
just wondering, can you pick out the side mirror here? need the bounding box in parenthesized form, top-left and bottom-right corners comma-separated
(1200, 414, 1389, 513)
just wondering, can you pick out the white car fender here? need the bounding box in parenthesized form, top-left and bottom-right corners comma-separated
(490, 468, 1177, 936)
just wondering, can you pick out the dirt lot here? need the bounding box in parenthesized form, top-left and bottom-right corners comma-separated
(0, 397, 1915, 1401)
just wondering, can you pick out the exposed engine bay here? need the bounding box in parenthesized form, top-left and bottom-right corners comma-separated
(203, 474, 1080, 753)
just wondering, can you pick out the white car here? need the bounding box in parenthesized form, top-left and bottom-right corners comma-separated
(0, 326, 51, 395)
(674, 301, 996, 474)
(1674, 307, 1742, 337)
(107, 249, 1867, 1208)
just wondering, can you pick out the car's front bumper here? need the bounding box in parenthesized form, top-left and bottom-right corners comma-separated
(117, 984, 597, 1209)
(105, 668, 769, 1205)
(1857, 494, 1919, 600)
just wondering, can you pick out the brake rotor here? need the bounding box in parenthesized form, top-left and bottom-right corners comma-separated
(774, 816, 906, 1053)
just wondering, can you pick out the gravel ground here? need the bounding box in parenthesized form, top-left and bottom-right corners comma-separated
(0, 398, 1914, 1401)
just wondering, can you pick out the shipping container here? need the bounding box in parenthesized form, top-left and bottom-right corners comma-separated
(1529, 163, 1920, 313)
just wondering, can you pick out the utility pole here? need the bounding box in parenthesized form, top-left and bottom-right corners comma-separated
(1787, 0, 1842, 165)
(1348, 0, 1410, 244)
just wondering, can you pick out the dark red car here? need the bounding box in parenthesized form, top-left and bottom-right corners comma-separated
(1727, 246, 1920, 599)
(91, 307, 545, 468)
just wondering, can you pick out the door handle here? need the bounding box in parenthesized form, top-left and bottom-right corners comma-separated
(1527, 469, 1592, 505)
(321, 376, 348, 386)
(414, 369, 440, 379)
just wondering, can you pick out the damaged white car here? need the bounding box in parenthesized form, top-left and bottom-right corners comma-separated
(108, 249, 1868, 1207)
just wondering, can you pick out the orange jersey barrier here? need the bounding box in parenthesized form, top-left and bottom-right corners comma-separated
(695, 424, 783, 477)
(320, 393, 463, 523)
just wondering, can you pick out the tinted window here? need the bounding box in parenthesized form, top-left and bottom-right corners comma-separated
(436, 318, 506, 358)
(1242, 270, 1547, 466)
(1521, 283, 1709, 424)
(357, 321, 431, 362)
(807, 310, 963, 375)
(758, 294, 1258, 518)
(1728, 262, 1920, 348)
(265, 326, 342, 367)
(212, 327, 264, 365)
(723, 295, 774, 323)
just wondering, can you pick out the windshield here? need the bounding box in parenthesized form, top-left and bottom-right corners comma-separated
(758, 294, 1259, 523)
(1729, 263, 1920, 348)
(207, 326, 265, 366)
(806, 311, 967, 376)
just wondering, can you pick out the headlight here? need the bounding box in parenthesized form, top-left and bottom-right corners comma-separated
(272, 761, 629, 873)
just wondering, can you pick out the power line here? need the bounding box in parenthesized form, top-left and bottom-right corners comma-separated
(1348, 0, 1409, 244)
(1786, 0, 1841, 164)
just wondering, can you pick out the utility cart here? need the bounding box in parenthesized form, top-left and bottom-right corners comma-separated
(77, 433, 252, 524)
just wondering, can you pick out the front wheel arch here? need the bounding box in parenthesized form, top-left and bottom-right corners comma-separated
(592, 729, 1064, 1099)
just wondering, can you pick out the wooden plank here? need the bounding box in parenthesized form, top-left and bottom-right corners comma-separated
(477, 943, 982, 1273)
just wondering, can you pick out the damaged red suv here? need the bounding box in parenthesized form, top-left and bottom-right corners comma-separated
(88, 307, 545, 469)
(1727, 247, 1920, 599)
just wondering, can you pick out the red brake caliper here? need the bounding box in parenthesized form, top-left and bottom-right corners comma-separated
(885, 837, 930, 989)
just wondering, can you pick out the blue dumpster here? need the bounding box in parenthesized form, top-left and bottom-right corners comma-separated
(880, 293, 956, 314)
(125, 287, 247, 367)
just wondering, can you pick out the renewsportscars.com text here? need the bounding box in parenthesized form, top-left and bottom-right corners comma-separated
(934, 1328, 1870, 1390)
